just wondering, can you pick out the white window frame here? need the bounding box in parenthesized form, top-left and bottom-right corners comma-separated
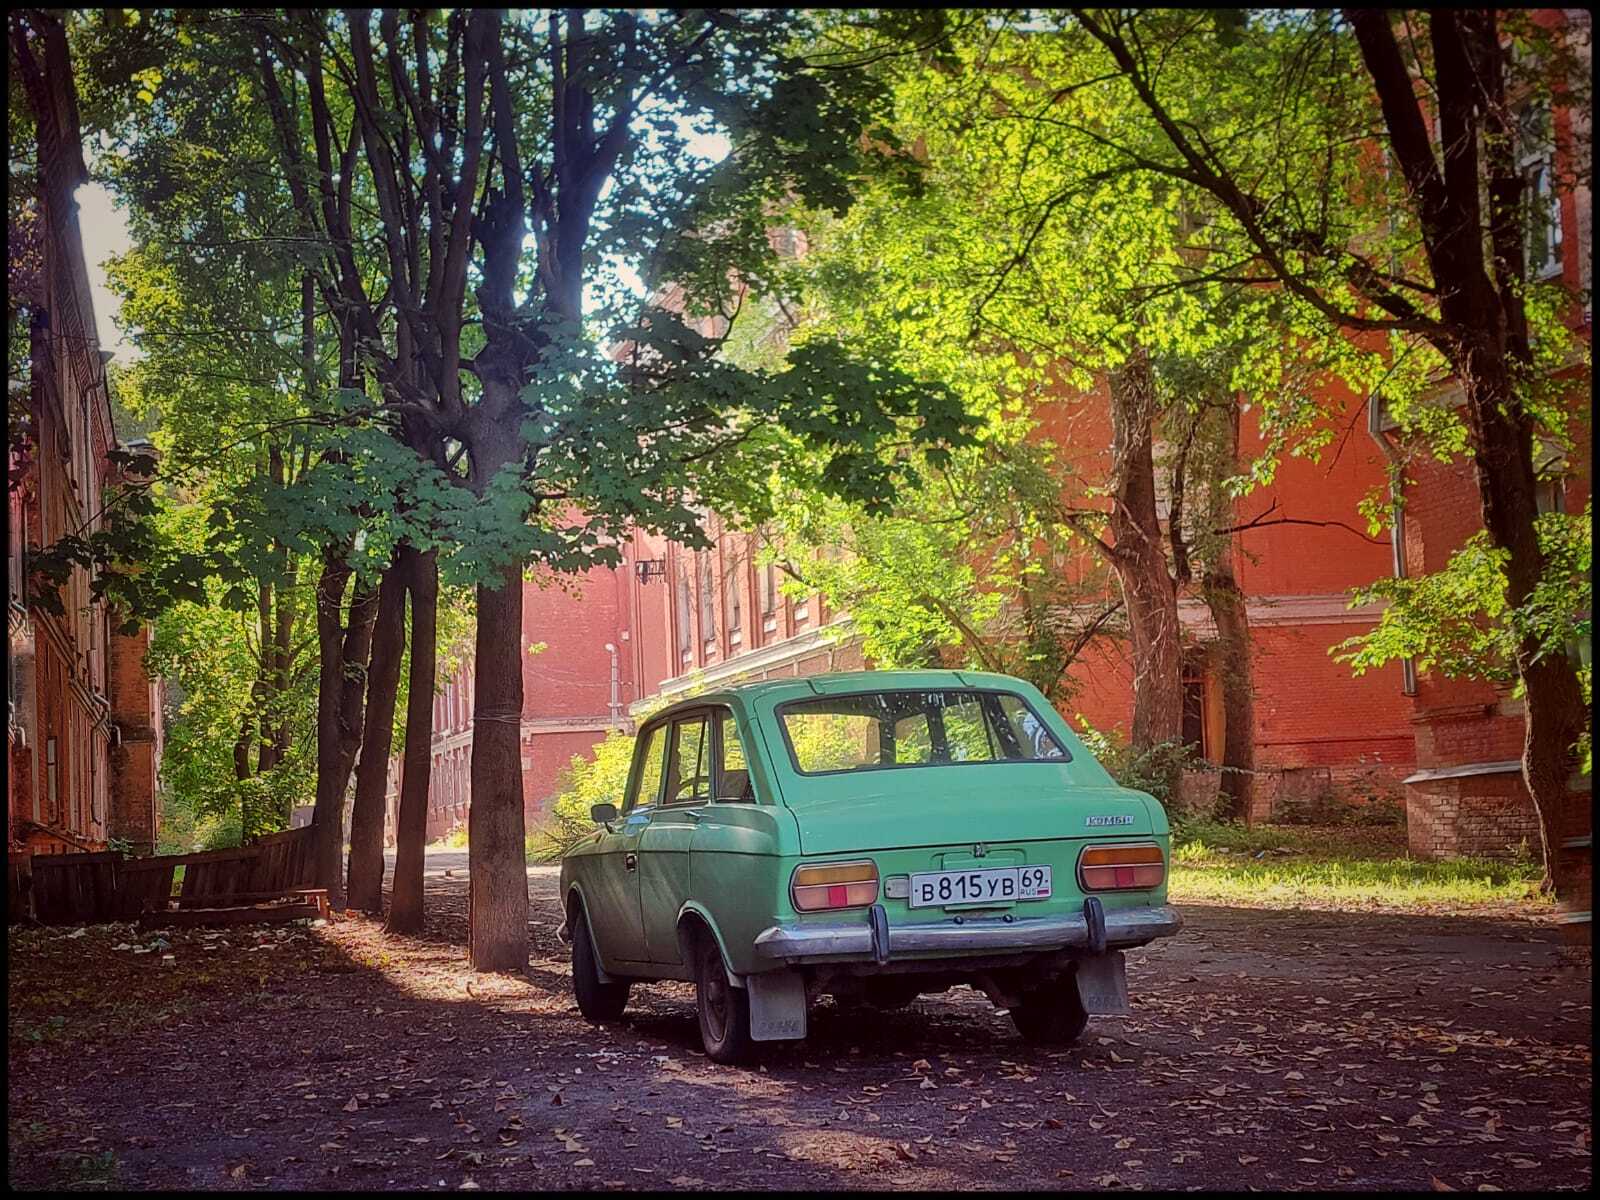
(1516, 104, 1564, 280)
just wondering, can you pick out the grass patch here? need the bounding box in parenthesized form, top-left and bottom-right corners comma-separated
(1168, 821, 1549, 915)
(427, 824, 470, 850)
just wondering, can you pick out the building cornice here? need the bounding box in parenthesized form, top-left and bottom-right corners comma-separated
(1403, 760, 1521, 785)
(634, 617, 857, 715)
(428, 713, 627, 754)
(1178, 593, 1389, 628)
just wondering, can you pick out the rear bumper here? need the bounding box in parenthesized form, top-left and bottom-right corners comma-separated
(752, 903, 1182, 963)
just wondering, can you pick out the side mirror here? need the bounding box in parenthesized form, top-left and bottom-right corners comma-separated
(590, 802, 618, 825)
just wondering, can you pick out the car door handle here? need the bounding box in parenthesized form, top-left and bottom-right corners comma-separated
(684, 809, 704, 823)
(624, 852, 638, 872)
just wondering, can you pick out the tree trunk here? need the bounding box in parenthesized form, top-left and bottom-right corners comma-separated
(311, 547, 354, 901)
(1458, 351, 1587, 900)
(1202, 555, 1254, 822)
(1345, 9, 1590, 904)
(1201, 404, 1254, 823)
(468, 559, 529, 972)
(1106, 353, 1184, 758)
(347, 563, 406, 913)
(387, 545, 437, 935)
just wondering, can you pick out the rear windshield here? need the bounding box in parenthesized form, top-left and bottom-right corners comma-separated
(778, 689, 1070, 776)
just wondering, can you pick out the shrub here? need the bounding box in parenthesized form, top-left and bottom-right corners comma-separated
(1073, 718, 1196, 811)
(527, 730, 637, 863)
(155, 789, 243, 854)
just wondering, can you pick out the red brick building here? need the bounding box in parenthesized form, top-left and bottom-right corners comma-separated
(8, 16, 164, 855)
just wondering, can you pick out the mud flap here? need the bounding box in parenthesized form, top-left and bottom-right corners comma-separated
(1075, 950, 1131, 1015)
(747, 970, 808, 1041)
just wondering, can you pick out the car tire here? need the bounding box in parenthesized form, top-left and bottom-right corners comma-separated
(571, 905, 630, 1022)
(1008, 973, 1090, 1045)
(694, 935, 755, 1065)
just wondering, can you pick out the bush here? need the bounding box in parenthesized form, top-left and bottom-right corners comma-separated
(1073, 718, 1196, 810)
(154, 788, 243, 854)
(527, 730, 637, 863)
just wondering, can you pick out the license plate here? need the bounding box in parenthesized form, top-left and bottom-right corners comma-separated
(907, 865, 1052, 909)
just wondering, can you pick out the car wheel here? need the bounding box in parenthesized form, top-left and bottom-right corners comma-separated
(571, 905, 630, 1022)
(1008, 973, 1089, 1045)
(695, 935, 755, 1065)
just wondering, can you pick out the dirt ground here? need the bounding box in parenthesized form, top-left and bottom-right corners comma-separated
(8, 857, 1592, 1192)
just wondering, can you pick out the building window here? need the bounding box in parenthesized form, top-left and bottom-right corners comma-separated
(1517, 104, 1563, 279)
(698, 553, 715, 643)
(675, 561, 692, 653)
(46, 735, 58, 823)
(727, 560, 742, 634)
(760, 558, 777, 615)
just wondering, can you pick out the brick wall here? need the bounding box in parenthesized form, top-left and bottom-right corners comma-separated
(1405, 772, 1542, 860)
(107, 624, 159, 852)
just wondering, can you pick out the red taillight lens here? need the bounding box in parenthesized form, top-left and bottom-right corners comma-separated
(1078, 842, 1165, 891)
(791, 860, 879, 911)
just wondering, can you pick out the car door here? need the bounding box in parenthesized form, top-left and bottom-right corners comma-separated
(584, 719, 665, 966)
(639, 710, 713, 963)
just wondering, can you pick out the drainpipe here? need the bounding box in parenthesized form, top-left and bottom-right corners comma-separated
(603, 642, 622, 727)
(1367, 393, 1418, 696)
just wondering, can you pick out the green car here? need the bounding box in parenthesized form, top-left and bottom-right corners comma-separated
(557, 669, 1181, 1063)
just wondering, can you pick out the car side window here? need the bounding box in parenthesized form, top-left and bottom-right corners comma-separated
(994, 693, 1068, 760)
(717, 711, 756, 802)
(664, 715, 711, 805)
(626, 724, 667, 813)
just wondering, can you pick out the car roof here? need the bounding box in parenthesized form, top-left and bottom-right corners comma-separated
(641, 669, 1032, 724)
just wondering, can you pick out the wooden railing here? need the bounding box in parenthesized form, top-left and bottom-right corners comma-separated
(8, 826, 318, 925)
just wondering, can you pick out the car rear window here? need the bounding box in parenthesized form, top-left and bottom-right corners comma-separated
(778, 689, 1070, 775)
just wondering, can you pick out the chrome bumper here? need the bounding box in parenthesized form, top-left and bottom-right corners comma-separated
(752, 904, 1182, 963)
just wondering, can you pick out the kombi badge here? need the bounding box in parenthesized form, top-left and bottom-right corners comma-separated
(1085, 814, 1136, 827)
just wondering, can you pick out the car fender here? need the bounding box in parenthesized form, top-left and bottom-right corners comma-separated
(565, 882, 621, 984)
(675, 900, 746, 989)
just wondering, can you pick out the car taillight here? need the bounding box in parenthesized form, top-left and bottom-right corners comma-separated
(1078, 842, 1165, 891)
(791, 860, 879, 911)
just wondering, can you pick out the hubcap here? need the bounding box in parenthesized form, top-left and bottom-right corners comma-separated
(702, 949, 728, 1040)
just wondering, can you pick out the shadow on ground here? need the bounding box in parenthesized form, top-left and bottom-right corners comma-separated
(7, 867, 1591, 1192)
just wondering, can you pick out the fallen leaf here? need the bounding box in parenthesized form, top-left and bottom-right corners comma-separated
(343, 1098, 360, 1113)
(1431, 1178, 1457, 1192)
